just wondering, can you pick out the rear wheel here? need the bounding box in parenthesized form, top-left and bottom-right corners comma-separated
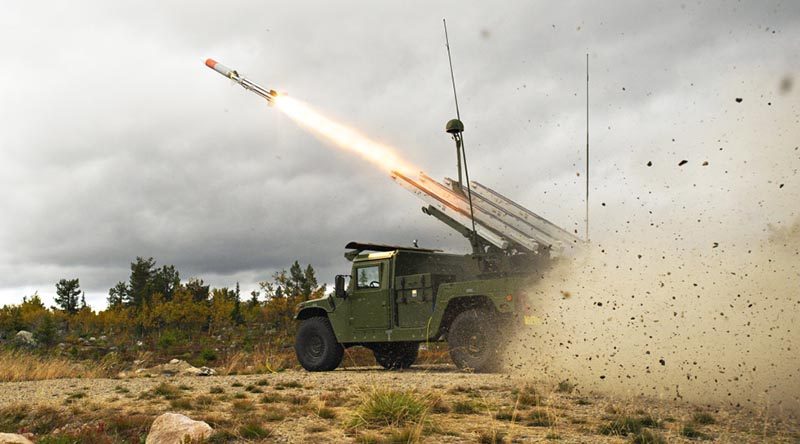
(295, 316, 343, 371)
(447, 308, 501, 372)
(372, 342, 419, 369)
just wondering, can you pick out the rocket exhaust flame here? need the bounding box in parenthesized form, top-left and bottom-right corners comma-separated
(272, 95, 418, 175)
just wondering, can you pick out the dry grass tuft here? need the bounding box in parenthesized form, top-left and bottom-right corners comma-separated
(220, 343, 296, 375)
(0, 350, 108, 382)
(349, 388, 431, 429)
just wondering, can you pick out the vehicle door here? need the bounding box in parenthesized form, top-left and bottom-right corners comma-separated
(348, 261, 390, 330)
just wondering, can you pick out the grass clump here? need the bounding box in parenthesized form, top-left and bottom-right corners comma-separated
(598, 415, 660, 436)
(0, 349, 107, 382)
(452, 400, 479, 414)
(630, 429, 666, 444)
(318, 407, 337, 419)
(230, 399, 254, 413)
(478, 429, 507, 444)
(239, 422, 270, 439)
(169, 397, 194, 410)
(152, 382, 181, 399)
(349, 389, 430, 429)
(0, 404, 68, 435)
(244, 384, 263, 393)
(277, 380, 303, 389)
(556, 380, 576, 393)
(681, 423, 711, 440)
(256, 378, 269, 386)
(260, 393, 282, 404)
(494, 409, 514, 421)
(209, 386, 224, 394)
(514, 385, 544, 407)
(527, 409, 554, 427)
(263, 409, 286, 422)
(194, 395, 214, 407)
(692, 412, 716, 425)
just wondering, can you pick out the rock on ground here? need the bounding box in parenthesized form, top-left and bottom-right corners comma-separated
(0, 433, 34, 444)
(134, 359, 216, 377)
(13, 331, 36, 347)
(145, 413, 212, 444)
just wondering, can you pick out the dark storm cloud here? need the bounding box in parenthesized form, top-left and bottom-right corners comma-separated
(1, 1, 798, 307)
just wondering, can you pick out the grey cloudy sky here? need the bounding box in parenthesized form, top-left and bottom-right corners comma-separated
(1, 1, 798, 309)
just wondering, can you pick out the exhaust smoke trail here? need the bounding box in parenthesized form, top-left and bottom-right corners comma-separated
(273, 96, 418, 176)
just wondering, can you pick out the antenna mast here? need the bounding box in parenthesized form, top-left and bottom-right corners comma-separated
(585, 53, 590, 242)
(443, 19, 479, 249)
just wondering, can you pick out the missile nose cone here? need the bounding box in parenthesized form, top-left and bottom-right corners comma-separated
(205, 58, 218, 69)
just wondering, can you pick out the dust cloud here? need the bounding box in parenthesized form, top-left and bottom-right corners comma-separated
(505, 77, 799, 416)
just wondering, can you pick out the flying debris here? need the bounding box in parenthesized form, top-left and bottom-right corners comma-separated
(204, 58, 279, 104)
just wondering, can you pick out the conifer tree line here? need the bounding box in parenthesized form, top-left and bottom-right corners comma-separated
(0, 257, 325, 344)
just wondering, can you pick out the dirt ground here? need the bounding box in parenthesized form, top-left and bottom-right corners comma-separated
(0, 365, 798, 443)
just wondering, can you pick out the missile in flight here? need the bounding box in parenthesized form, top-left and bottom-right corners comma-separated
(204, 58, 278, 103)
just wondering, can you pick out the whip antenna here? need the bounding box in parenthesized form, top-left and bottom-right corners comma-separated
(443, 19, 478, 248)
(585, 53, 590, 242)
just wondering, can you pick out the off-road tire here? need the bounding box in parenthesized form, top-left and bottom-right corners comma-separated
(447, 308, 501, 372)
(372, 342, 419, 369)
(295, 316, 344, 372)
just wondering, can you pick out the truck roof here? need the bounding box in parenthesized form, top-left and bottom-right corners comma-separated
(344, 241, 443, 261)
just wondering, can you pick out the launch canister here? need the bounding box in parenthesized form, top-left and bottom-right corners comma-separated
(205, 58, 278, 103)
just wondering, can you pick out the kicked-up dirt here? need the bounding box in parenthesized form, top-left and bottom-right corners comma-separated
(0, 365, 798, 443)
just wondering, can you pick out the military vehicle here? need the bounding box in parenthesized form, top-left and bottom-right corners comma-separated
(294, 120, 580, 372)
(201, 57, 582, 372)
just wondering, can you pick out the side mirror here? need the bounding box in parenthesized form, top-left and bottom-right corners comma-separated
(334, 275, 348, 299)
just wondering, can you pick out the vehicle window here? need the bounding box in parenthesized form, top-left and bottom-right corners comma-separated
(356, 265, 381, 289)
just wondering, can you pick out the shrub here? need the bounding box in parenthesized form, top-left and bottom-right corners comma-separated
(200, 348, 218, 362)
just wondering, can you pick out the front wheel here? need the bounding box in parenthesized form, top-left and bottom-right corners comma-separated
(372, 342, 419, 369)
(295, 316, 344, 371)
(447, 308, 501, 372)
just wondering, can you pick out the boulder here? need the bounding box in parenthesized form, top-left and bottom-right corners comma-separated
(13, 330, 36, 347)
(145, 413, 212, 444)
(0, 433, 34, 444)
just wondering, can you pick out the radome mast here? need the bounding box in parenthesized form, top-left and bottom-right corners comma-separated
(443, 19, 479, 251)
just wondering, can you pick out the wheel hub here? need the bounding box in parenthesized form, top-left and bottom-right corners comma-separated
(307, 334, 324, 358)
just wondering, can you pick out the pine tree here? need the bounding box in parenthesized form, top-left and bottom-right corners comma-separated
(107, 281, 128, 308)
(185, 278, 210, 303)
(248, 290, 260, 309)
(34, 313, 57, 346)
(230, 282, 244, 325)
(127, 257, 156, 307)
(55, 278, 81, 314)
(288, 261, 306, 297)
(151, 265, 180, 301)
(80, 292, 87, 310)
(302, 264, 318, 300)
